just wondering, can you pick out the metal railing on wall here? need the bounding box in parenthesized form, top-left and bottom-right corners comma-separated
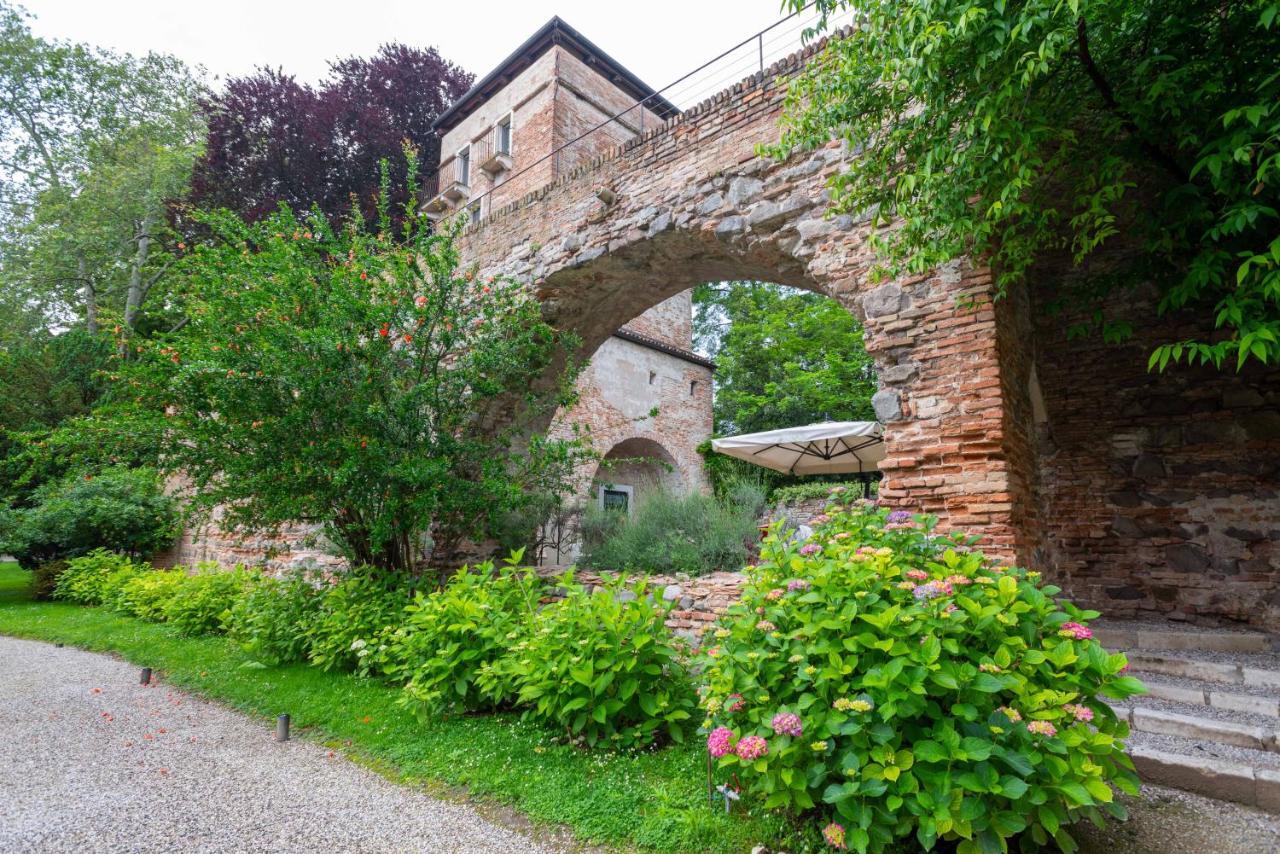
(423, 1, 858, 223)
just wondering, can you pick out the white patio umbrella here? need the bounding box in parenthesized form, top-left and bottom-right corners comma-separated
(710, 421, 885, 475)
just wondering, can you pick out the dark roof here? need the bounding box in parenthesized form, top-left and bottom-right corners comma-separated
(433, 16, 680, 135)
(614, 327, 716, 370)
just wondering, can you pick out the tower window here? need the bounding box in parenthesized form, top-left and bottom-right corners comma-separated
(496, 115, 512, 155)
(690, 380, 698, 396)
(457, 147, 470, 186)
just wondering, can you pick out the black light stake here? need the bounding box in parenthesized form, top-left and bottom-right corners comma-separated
(140, 667, 152, 685)
(276, 713, 290, 742)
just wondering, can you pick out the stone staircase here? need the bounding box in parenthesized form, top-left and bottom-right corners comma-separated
(1093, 620, 1280, 813)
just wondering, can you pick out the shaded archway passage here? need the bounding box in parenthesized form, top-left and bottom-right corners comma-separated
(453, 35, 1039, 565)
(591, 436, 686, 509)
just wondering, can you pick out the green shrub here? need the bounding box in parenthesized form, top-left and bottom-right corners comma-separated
(579, 484, 764, 576)
(499, 574, 696, 748)
(305, 569, 419, 674)
(53, 549, 144, 605)
(114, 569, 188, 621)
(0, 467, 179, 568)
(397, 555, 541, 715)
(224, 569, 324, 665)
(699, 505, 1144, 853)
(769, 480, 873, 505)
(160, 564, 255, 635)
(31, 559, 66, 600)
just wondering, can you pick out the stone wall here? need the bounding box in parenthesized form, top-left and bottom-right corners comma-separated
(155, 510, 343, 574)
(1029, 268, 1280, 629)
(539, 567, 745, 646)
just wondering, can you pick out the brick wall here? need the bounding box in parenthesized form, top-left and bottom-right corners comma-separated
(1029, 265, 1280, 629)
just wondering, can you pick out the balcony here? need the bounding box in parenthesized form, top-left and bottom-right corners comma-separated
(477, 125, 513, 175)
(431, 155, 470, 209)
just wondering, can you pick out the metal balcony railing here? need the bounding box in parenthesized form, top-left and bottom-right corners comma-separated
(434, 155, 470, 204)
(476, 124, 513, 175)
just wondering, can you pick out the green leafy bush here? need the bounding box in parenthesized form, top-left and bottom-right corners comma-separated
(53, 549, 145, 605)
(305, 569, 419, 674)
(398, 555, 541, 715)
(770, 481, 873, 506)
(499, 574, 696, 748)
(160, 564, 254, 635)
(30, 559, 66, 600)
(224, 569, 325, 665)
(579, 484, 764, 576)
(114, 569, 188, 621)
(0, 467, 179, 568)
(699, 504, 1144, 853)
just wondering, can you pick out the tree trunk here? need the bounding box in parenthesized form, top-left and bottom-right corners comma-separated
(124, 214, 154, 331)
(79, 252, 97, 333)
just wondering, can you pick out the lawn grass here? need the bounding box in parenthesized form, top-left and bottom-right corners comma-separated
(0, 562, 797, 852)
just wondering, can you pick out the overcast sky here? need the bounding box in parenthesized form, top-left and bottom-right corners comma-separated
(20, 1, 838, 108)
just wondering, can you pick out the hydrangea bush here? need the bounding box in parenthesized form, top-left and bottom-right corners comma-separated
(397, 554, 542, 715)
(224, 569, 325, 665)
(496, 574, 697, 748)
(304, 569, 419, 674)
(699, 501, 1143, 853)
(160, 565, 255, 635)
(52, 549, 145, 605)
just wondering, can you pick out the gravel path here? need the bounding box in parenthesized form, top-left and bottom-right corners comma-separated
(0, 636, 556, 853)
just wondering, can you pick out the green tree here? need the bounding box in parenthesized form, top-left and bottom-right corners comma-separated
(102, 160, 584, 575)
(695, 282, 877, 435)
(776, 0, 1280, 371)
(0, 1, 203, 335)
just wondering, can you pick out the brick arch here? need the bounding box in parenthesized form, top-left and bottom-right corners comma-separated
(453, 37, 1039, 564)
(592, 435, 688, 498)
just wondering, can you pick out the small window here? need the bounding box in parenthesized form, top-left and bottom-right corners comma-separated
(690, 380, 699, 396)
(457, 147, 470, 185)
(598, 483, 634, 515)
(467, 201, 481, 225)
(648, 370, 657, 385)
(496, 115, 512, 155)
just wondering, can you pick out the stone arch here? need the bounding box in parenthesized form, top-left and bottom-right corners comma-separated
(591, 435, 687, 511)
(453, 40, 1038, 564)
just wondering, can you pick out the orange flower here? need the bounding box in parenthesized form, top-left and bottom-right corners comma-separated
(402, 334, 413, 344)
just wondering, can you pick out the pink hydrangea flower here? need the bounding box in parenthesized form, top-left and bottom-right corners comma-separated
(799, 543, 822, 556)
(726, 693, 745, 713)
(756, 620, 777, 632)
(1027, 720, 1057, 737)
(786, 578, 810, 592)
(707, 726, 735, 758)
(735, 735, 769, 761)
(765, 588, 785, 601)
(1060, 622, 1093, 640)
(905, 569, 930, 581)
(770, 712, 803, 737)
(946, 574, 973, 585)
(823, 822, 847, 849)
(1065, 703, 1094, 722)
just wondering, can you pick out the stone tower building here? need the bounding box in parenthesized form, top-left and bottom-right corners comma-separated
(426, 17, 715, 562)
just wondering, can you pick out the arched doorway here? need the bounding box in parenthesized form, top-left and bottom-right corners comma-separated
(591, 436, 686, 514)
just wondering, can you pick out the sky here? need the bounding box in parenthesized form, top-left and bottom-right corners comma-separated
(20, 1, 837, 108)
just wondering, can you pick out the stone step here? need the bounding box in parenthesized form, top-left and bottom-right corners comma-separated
(1112, 704, 1280, 753)
(1094, 622, 1278, 655)
(1127, 730, 1280, 814)
(1138, 677, 1280, 718)
(1123, 650, 1280, 690)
